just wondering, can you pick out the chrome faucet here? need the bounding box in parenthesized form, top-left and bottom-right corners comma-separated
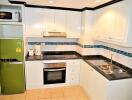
(109, 53, 113, 73)
(110, 53, 113, 65)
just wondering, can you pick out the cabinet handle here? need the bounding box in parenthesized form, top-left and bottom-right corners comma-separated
(44, 68, 66, 71)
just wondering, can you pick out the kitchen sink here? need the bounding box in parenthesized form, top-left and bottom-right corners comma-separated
(86, 59, 109, 66)
(86, 59, 128, 75)
(98, 64, 127, 75)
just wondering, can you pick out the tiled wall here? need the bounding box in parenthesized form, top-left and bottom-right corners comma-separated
(27, 38, 132, 68)
(95, 41, 132, 69)
(27, 38, 78, 52)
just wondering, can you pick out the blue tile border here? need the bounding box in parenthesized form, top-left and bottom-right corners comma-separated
(28, 42, 132, 57)
(28, 42, 78, 45)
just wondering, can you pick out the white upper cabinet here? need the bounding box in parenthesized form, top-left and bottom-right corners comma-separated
(54, 10, 66, 32)
(80, 10, 94, 45)
(43, 9, 55, 32)
(24, 7, 44, 37)
(94, 0, 132, 47)
(43, 9, 66, 34)
(24, 8, 81, 38)
(66, 11, 81, 38)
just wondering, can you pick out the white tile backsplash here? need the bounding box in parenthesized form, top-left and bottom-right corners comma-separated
(27, 37, 78, 43)
(81, 48, 99, 55)
(42, 45, 76, 51)
(26, 37, 132, 69)
(27, 37, 78, 52)
(96, 41, 132, 68)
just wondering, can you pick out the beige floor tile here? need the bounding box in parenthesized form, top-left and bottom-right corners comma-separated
(26, 89, 39, 100)
(0, 85, 89, 100)
(0, 95, 11, 100)
(50, 88, 63, 98)
(51, 97, 65, 100)
(26, 89, 40, 95)
(38, 89, 52, 99)
(39, 99, 51, 100)
(63, 86, 82, 97)
(10, 93, 26, 100)
(26, 94, 38, 100)
(65, 96, 89, 100)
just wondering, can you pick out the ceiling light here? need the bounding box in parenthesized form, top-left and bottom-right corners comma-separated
(48, 0, 53, 3)
(95, 0, 101, 3)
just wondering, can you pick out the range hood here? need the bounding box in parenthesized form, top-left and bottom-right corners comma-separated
(43, 32, 67, 37)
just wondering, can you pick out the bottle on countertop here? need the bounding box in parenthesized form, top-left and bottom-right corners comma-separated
(34, 45, 42, 56)
(28, 49, 34, 56)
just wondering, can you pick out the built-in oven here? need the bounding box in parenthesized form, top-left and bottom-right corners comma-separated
(43, 62, 66, 85)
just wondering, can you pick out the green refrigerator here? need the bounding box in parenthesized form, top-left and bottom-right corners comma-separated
(0, 39, 25, 94)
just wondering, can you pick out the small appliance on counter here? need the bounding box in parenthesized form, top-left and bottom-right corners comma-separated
(28, 45, 42, 56)
(34, 45, 42, 56)
(28, 49, 34, 56)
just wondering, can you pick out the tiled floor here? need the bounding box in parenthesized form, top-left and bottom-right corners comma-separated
(0, 85, 89, 100)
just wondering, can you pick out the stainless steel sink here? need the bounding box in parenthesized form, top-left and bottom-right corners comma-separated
(99, 65, 113, 74)
(86, 59, 109, 66)
(86, 59, 128, 75)
(98, 64, 127, 75)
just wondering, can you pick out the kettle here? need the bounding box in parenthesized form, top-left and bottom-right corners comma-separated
(28, 49, 34, 56)
(34, 45, 41, 56)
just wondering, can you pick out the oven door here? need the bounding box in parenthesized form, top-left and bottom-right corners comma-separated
(44, 68, 66, 84)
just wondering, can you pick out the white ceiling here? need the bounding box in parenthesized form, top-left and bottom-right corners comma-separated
(10, 0, 112, 9)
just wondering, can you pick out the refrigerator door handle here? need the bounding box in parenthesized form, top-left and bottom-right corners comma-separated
(8, 62, 23, 64)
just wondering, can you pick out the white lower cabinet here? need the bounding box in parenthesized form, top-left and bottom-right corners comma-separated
(25, 59, 81, 89)
(80, 60, 132, 100)
(25, 61, 44, 89)
(66, 59, 81, 85)
(80, 60, 105, 100)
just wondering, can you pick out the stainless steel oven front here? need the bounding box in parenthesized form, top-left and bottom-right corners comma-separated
(43, 62, 66, 85)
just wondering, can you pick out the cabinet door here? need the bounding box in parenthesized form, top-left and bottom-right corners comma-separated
(25, 61, 43, 89)
(104, 3, 127, 42)
(24, 7, 43, 37)
(80, 60, 108, 100)
(92, 69, 108, 100)
(94, 1, 129, 44)
(43, 9, 55, 32)
(54, 10, 66, 32)
(112, 2, 129, 42)
(94, 9, 105, 39)
(66, 60, 80, 85)
(43, 9, 66, 33)
(66, 11, 81, 38)
(80, 60, 94, 98)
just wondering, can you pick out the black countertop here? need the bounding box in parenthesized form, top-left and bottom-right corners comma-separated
(83, 55, 132, 80)
(26, 51, 82, 61)
(26, 51, 132, 81)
